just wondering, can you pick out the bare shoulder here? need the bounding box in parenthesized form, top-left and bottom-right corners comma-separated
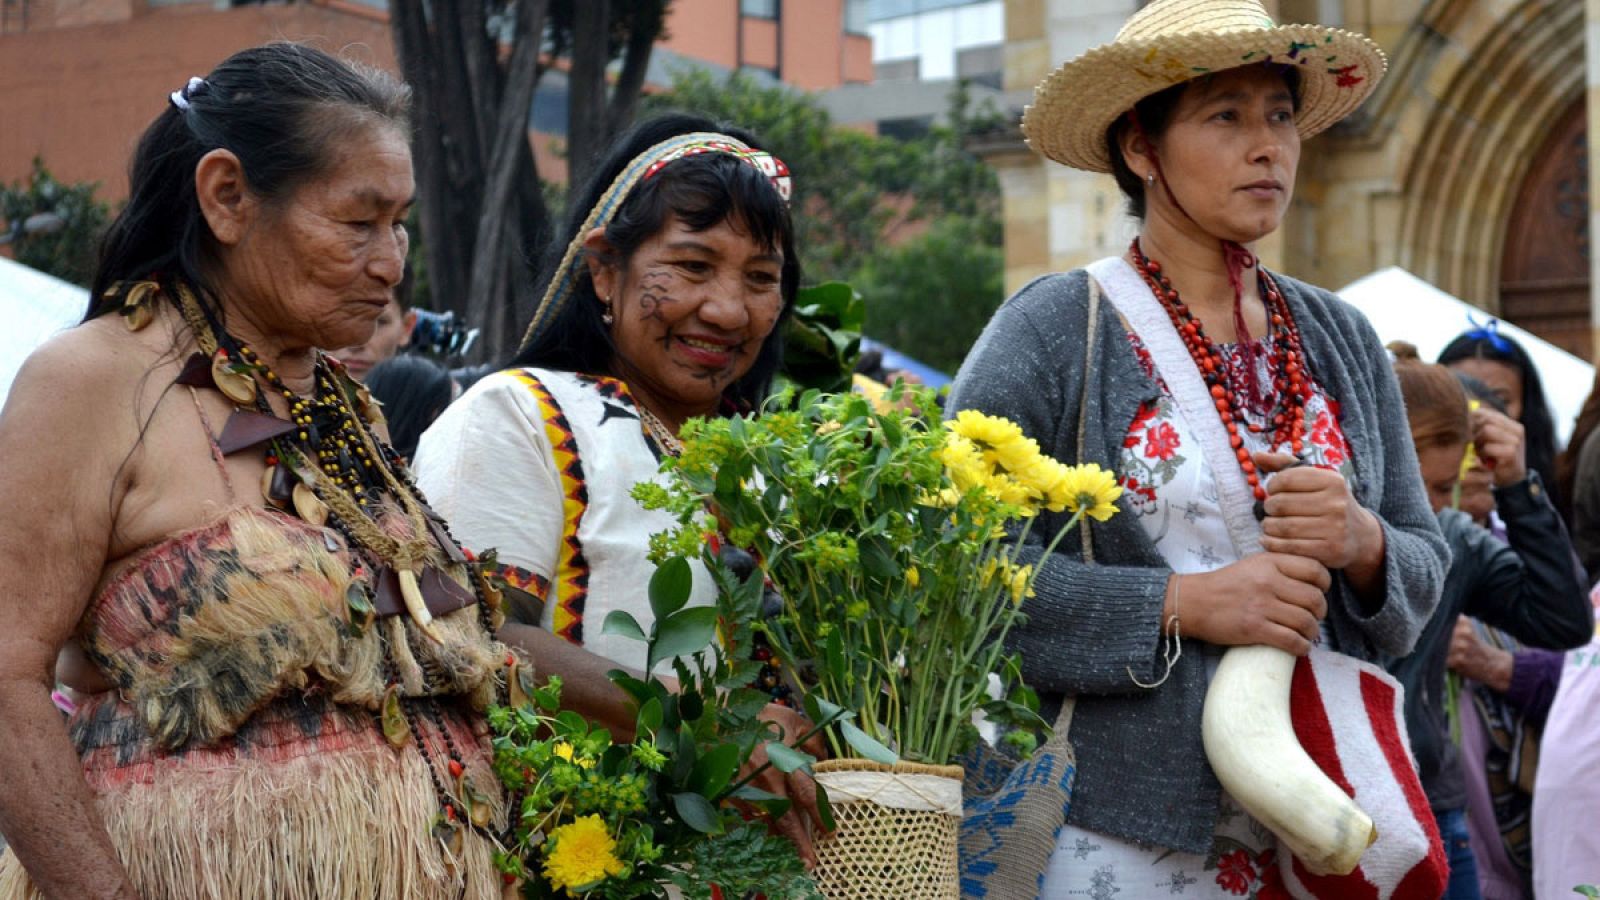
(5, 314, 184, 429)
(0, 315, 190, 490)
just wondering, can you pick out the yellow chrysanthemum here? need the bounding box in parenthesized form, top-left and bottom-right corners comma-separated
(978, 556, 1000, 587)
(542, 814, 626, 893)
(1060, 464, 1123, 521)
(1007, 564, 1035, 606)
(553, 742, 575, 762)
(949, 409, 1023, 448)
(1458, 442, 1479, 479)
(983, 471, 1036, 509)
(992, 434, 1044, 478)
(1019, 457, 1072, 512)
(940, 435, 987, 492)
(905, 566, 921, 588)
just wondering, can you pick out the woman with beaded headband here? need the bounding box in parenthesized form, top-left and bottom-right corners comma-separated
(0, 45, 516, 898)
(948, 0, 1449, 894)
(413, 113, 825, 861)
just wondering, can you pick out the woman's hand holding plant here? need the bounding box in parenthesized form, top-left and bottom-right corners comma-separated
(1469, 406, 1528, 487)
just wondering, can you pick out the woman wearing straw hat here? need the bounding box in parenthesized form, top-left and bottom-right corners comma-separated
(948, 0, 1449, 895)
(413, 112, 827, 861)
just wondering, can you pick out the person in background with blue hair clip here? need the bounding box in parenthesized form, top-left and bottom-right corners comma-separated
(1438, 321, 1562, 515)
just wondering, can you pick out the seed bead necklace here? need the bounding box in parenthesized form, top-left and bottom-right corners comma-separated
(169, 281, 520, 845)
(1128, 238, 1313, 502)
(637, 404, 685, 457)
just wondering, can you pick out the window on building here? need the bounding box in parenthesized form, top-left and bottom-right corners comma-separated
(878, 116, 936, 141)
(867, 0, 916, 21)
(741, 0, 779, 18)
(955, 43, 1002, 90)
(874, 58, 920, 83)
(845, 0, 871, 34)
(867, 0, 987, 21)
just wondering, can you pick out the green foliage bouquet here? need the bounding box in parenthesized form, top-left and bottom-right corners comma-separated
(634, 387, 1123, 767)
(489, 557, 853, 898)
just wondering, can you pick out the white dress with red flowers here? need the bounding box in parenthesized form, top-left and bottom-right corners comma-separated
(1040, 332, 1353, 899)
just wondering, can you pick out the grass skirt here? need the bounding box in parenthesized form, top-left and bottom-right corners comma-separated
(0, 691, 505, 900)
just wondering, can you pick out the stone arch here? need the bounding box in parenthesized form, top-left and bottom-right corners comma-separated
(1396, 0, 1583, 312)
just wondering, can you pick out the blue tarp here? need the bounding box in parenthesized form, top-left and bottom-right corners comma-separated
(860, 337, 951, 389)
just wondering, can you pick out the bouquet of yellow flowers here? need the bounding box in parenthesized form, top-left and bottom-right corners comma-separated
(636, 387, 1121, 767)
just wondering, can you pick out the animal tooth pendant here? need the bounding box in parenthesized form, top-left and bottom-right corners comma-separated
(507, 659, 536, 710)
(400, 567, 446, 643)
(211, 350, 257, 405)
(292, 482, 328, 526)
(356, 382, 386, 427)
(380, 684, 410, 748)
(119, 281, 159, 332)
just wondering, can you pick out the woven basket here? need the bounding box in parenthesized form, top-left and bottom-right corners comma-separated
(811, 759, 963, 899)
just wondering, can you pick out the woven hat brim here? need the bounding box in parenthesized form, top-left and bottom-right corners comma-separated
(1022, 24, 1387, 173)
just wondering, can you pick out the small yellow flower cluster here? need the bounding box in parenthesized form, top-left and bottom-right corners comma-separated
(978, 556, 1036, 606)
(542, 814, 626, 893)
(553, 741, 596, 770)
(944, 410, 1123, 520)
(1459, 398, 1482, 480)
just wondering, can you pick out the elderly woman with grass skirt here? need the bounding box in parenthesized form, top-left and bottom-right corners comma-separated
(0, 46, 513, 899)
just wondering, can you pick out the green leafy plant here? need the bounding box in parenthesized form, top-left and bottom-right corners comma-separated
(778, 281, 864, 396)
(491, 554, 889, 897)
(0, 158, 111, 287)
(636, 388, 1123, 766)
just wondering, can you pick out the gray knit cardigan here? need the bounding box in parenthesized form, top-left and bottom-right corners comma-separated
(947, 267, 1448, 854)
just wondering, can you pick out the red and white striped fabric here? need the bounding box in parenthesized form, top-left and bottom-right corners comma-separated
(1281, 648, 1449, 900)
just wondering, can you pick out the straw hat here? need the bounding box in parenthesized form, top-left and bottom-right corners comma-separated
(1022, 0, 1386, 173)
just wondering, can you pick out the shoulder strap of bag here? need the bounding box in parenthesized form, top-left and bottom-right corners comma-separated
(959, 276, 1104, 898)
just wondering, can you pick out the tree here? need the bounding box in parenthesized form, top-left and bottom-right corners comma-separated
(390, 0, 671, 361)
(853, 217, 1003, 374)
(650, 70, 1005, 371)
(0, 159, 112, 288)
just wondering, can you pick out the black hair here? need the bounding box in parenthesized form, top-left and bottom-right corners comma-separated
(1453, 372, 1509, 415)
(1438, 330, 1559, 499)
(1105, 64, 1302, 220)
(365, 355, 456, 462)
(88, 43, 411, 320)
(512, 112, 799, 410)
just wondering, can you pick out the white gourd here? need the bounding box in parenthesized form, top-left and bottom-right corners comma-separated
(1201, 644, 1377, 875)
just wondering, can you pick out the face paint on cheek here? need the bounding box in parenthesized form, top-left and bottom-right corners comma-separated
(635, 270, 676, 323)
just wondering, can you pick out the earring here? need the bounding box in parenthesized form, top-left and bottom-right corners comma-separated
(1146, 172, 1156, 187)
(600, 294, 614, 326)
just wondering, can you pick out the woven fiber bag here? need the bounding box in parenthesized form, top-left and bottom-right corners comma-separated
(811, 759, 964, 898)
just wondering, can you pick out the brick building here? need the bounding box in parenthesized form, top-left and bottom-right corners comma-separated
(0, 0, 873, 202)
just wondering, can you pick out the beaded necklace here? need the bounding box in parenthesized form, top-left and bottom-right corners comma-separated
(637, 404, 685, 457)
(1128, 239, 1312, 501)
(159, 280, 521, 847)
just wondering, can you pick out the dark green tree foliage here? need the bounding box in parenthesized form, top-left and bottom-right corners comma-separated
(0, 159, 112, 287)
(650, 71, 1005, 373)
(853, 216, 1004, 374)
(391, 0, 671, 360)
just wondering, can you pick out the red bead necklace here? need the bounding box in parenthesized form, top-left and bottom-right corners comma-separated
(1129, 239, 1313, 501)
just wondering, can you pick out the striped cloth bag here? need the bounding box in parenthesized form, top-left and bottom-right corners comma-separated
(1281, 648, 1449, 899)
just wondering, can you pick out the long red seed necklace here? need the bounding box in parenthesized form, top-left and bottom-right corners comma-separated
(1129, 238, 1313, 501)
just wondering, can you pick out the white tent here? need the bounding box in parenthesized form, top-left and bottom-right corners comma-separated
(1338, 266, 1594, 446)
(0, 255, 89, 411)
